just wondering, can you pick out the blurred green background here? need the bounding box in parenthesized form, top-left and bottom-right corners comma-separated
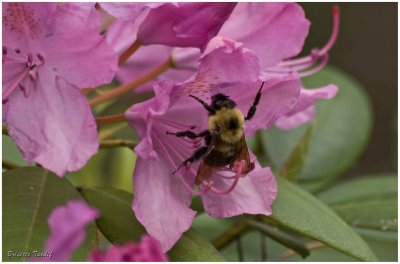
(300, 2, 397, 177)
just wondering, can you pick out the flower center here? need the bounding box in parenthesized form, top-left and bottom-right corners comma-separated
(2, 46, 45, 103)
(157, 117, 247, 196)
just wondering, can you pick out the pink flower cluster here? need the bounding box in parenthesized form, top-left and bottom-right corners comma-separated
(3, 2, 339, 254)
(34, 201, 167, 262)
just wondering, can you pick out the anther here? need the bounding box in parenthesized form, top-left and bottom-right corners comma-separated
(19, 84, 28, 98)
(310, 48, 320, 61)
(3, 46, 7, 56)
(15, 48, 20, 54)
(28, 69, 37, 81)
(27, 53, 33, 65)
(37, 53, 44, 64)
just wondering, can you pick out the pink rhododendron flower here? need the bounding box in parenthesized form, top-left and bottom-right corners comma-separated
(276, 85, 339, 130)
(89, 236, 168, 262)
(219, 2, 310, 69)
(35, 200, 166, 262)
(103, 2, 236, 49)
(2, 3, 118, 176)
(104, 3, 237, 90)
(33, 200, 99, 262)
(124, 37, 315, 251)
(106, 3, 339, 124)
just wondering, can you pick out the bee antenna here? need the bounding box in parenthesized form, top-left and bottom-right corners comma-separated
(258, 81, 265, 92)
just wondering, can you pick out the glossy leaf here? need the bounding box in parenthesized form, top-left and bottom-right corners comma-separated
(277, 124, 314, 181)
(262, 66, 373, 191)
(268, 176, 377, 261)
(81, 187, 224, 261)
(81, 187, 145, 244)
(3, 167, 97, 261)
(168, 229, 224, 261)
(317, 174, 398, 232)
(246, 220, 310, 258)
(2, 135, 28, 168)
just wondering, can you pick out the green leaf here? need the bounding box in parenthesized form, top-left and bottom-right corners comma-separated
(81, 187, 224, 261)
(245, 220, 310, 258)
(277, 124, 314, 181)
(262, 66, 373, 191)
(3, 167, 97, 261)
(168, 229, 224, 261)
(2, 135, 28, 168)
(81, 187, 145, 243)
(269, 176, 377, 261)
(317, 174, 398, 232)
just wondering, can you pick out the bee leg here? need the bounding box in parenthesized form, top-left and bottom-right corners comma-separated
(245, 81, 265, 121)
(166, 130, 210, 139)
(189, 94, 215, 115)
(172, 146, 209, 174)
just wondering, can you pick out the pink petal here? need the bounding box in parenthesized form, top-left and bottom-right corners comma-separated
(45, 201, 98, 261)
(137, 3, 236, 49)
(100, 2, 163, 21)
(168, 37, 261, 104)
(89, 236, 168, 261)
(197, 36, 260, 84)
(106, 19, 141, 55)
(202, 163, 277, 218)
(132, 157, 196, 252)
(276, 106, 316, 130)
(126, 81, 176, 159)
(219, 3, 310, 69)
(226, 77, 302, 137)
(2, 3, 57, 49)
(44, 28, 118, 89)
(51, 3, 101, 35)
(106, 19, 196, 89)
(275, 84, 338, 130)
(5, 72, 99, 176)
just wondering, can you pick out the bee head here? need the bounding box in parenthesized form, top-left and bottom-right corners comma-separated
(211, 93, 236, 110)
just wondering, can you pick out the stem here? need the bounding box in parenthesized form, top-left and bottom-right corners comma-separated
(99, 139, 137, 149)
(98, 123, 127, 140)
(89, 57, 174, 107)
(246, 219, 310, 258)
(119, 39, 142, 65)
(96, 113, 126, 126)
(212, 221, 250, 250)
(281, 241, 325, 259)
(236, 236, 244, 261)
(260, 233, 267, 261)
(3, 160, 20, 170)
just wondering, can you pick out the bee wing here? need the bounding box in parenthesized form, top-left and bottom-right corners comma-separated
(195, 134, 218, 185)
(195, 160, 214, 185)
(234, 135, 252, 174)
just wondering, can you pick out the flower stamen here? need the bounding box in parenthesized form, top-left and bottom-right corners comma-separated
(267, 6, 340, 77)
(177, 168, 212, 196)
(2, 47, 45, 102)
(201, 160, 244, 195)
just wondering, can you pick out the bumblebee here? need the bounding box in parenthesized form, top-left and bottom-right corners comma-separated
(167, 82, 264, 184)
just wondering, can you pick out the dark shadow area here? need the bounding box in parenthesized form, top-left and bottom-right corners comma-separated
(301, 2, 398, 177)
